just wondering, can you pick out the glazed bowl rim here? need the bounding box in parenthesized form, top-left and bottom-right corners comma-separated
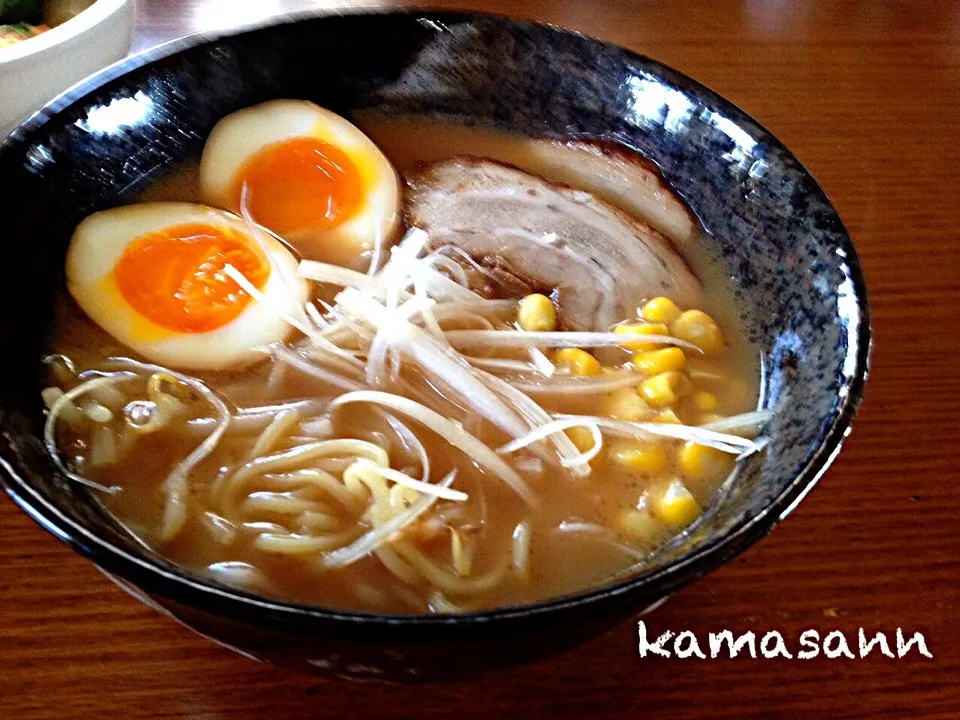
(0, 7, 872, 631)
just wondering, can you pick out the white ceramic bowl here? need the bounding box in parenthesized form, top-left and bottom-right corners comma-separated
(0, 0, 135, 138)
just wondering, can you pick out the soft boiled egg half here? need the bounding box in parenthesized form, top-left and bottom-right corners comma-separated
(66, 202, 309, 371)
(199, 100, 401, 269)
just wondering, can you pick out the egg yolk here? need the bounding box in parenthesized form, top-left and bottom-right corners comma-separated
(231, 137, 363, 235)
(113, 223, 270, 333)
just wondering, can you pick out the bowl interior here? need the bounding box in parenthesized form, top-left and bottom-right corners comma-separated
(0, 11, 868, 625)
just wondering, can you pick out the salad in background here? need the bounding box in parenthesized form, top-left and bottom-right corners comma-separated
(0, 0, 134, 138)
(0, 0, 94, 48)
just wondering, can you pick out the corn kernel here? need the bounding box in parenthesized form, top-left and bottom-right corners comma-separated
(639, 371, 692, 406)
(517, 293, 557, 332)
(615, 507, 662, 545)
(654, 409, 683, 424)
(604, 387, 653, 421)
(631, 347, 686, 375)
(670, 310, 724, 355)
(652, 480, 701, 528)
(691, 390, 719, 412)
(554, 348, 602, 376)
(642, 297, 682, 325)
(610, 442, 667, 475)
(677, 441, 736, 484)
(614, 322, 670, 352)
(565, 426, 598, 454)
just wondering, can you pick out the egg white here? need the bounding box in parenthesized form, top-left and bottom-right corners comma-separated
(199, 99, 401, 269)
(66, 202, 309, 371)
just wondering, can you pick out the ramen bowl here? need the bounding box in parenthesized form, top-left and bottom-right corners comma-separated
(0, 10, 870, 681)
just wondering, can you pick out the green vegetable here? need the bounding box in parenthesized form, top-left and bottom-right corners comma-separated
(0, 0, 44, 25)
(0, 23, 39, 37)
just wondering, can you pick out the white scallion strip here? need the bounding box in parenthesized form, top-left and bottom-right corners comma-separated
(513, 457, 544, 475)
(529, 348, 556, 377)
(589, 417, 761, 451)
(43, 373, 138, 493)
(511, 520, 532, 580)
(424, 252, 470, 286)
(303, 326, 368, 368)
(335, 288, 532, 442)
(266, 353, 287, 393)
(302, 339, 366, 372)
(273, 344, 365, 392)
(416, 289, 447, 341)
(449, 527, 471, 577)
(744, 435, 771, 457)
(363, 293, 437, 386)
(304, 300, 333, 331)
(328, 391, 535, 504)
(698, 410, 773, 433)
(686, 368, 728, 384)
(510, 370, 645, 396)
(376, 227, 430, 285)
(298, 260, 389, 294)
(556, 521, 646, 561)
(405, 258, 481, 302)
(319, 301, 375, 343)
(424, 261, 483, 300)
(444, 329, 701, 352)
(238, 184, 312, 319)
(206, 560, 266, 590)
(187, 399, 332, 438)
(239, 398, 331, 419)
(554, 415, 756, 454)
(466, 357, 539, 374)
(476, 370, 591, 477)
(566, 423, 604, 466)
(223, 263, 312, 337)
(298, 416, 335, 438)
(298, 335, 364, 368)
(352, 458, 468, 502)
(377, 230, 483, 303)
(429, 244, 505, 287)
(320, 469, 457, 569)
(242, 521, 290, 534)
(499, 415, 759, 457)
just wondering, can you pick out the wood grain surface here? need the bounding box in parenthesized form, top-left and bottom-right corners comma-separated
(3, 1, 959, 718)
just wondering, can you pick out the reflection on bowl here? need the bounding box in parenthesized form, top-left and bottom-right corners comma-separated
(0, 11, 870, 681)
(0, 0, 135, 138)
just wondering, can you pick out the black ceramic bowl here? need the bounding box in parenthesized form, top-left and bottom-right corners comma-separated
(0, 10, 870, 682)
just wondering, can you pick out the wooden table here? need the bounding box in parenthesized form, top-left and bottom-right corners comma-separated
(3, 1, 959, 717)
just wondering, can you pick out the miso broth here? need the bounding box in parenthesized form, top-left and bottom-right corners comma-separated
(44, 111, 761, 614)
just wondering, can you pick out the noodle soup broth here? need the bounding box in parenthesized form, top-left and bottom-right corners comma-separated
(44, 113, 760, 615)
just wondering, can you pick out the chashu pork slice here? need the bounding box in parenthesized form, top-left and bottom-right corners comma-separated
(406, 157, 702, 332)
(523, 139, 699, 248)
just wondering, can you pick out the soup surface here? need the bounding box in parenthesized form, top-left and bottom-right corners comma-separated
(44, 108, 761, 614)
